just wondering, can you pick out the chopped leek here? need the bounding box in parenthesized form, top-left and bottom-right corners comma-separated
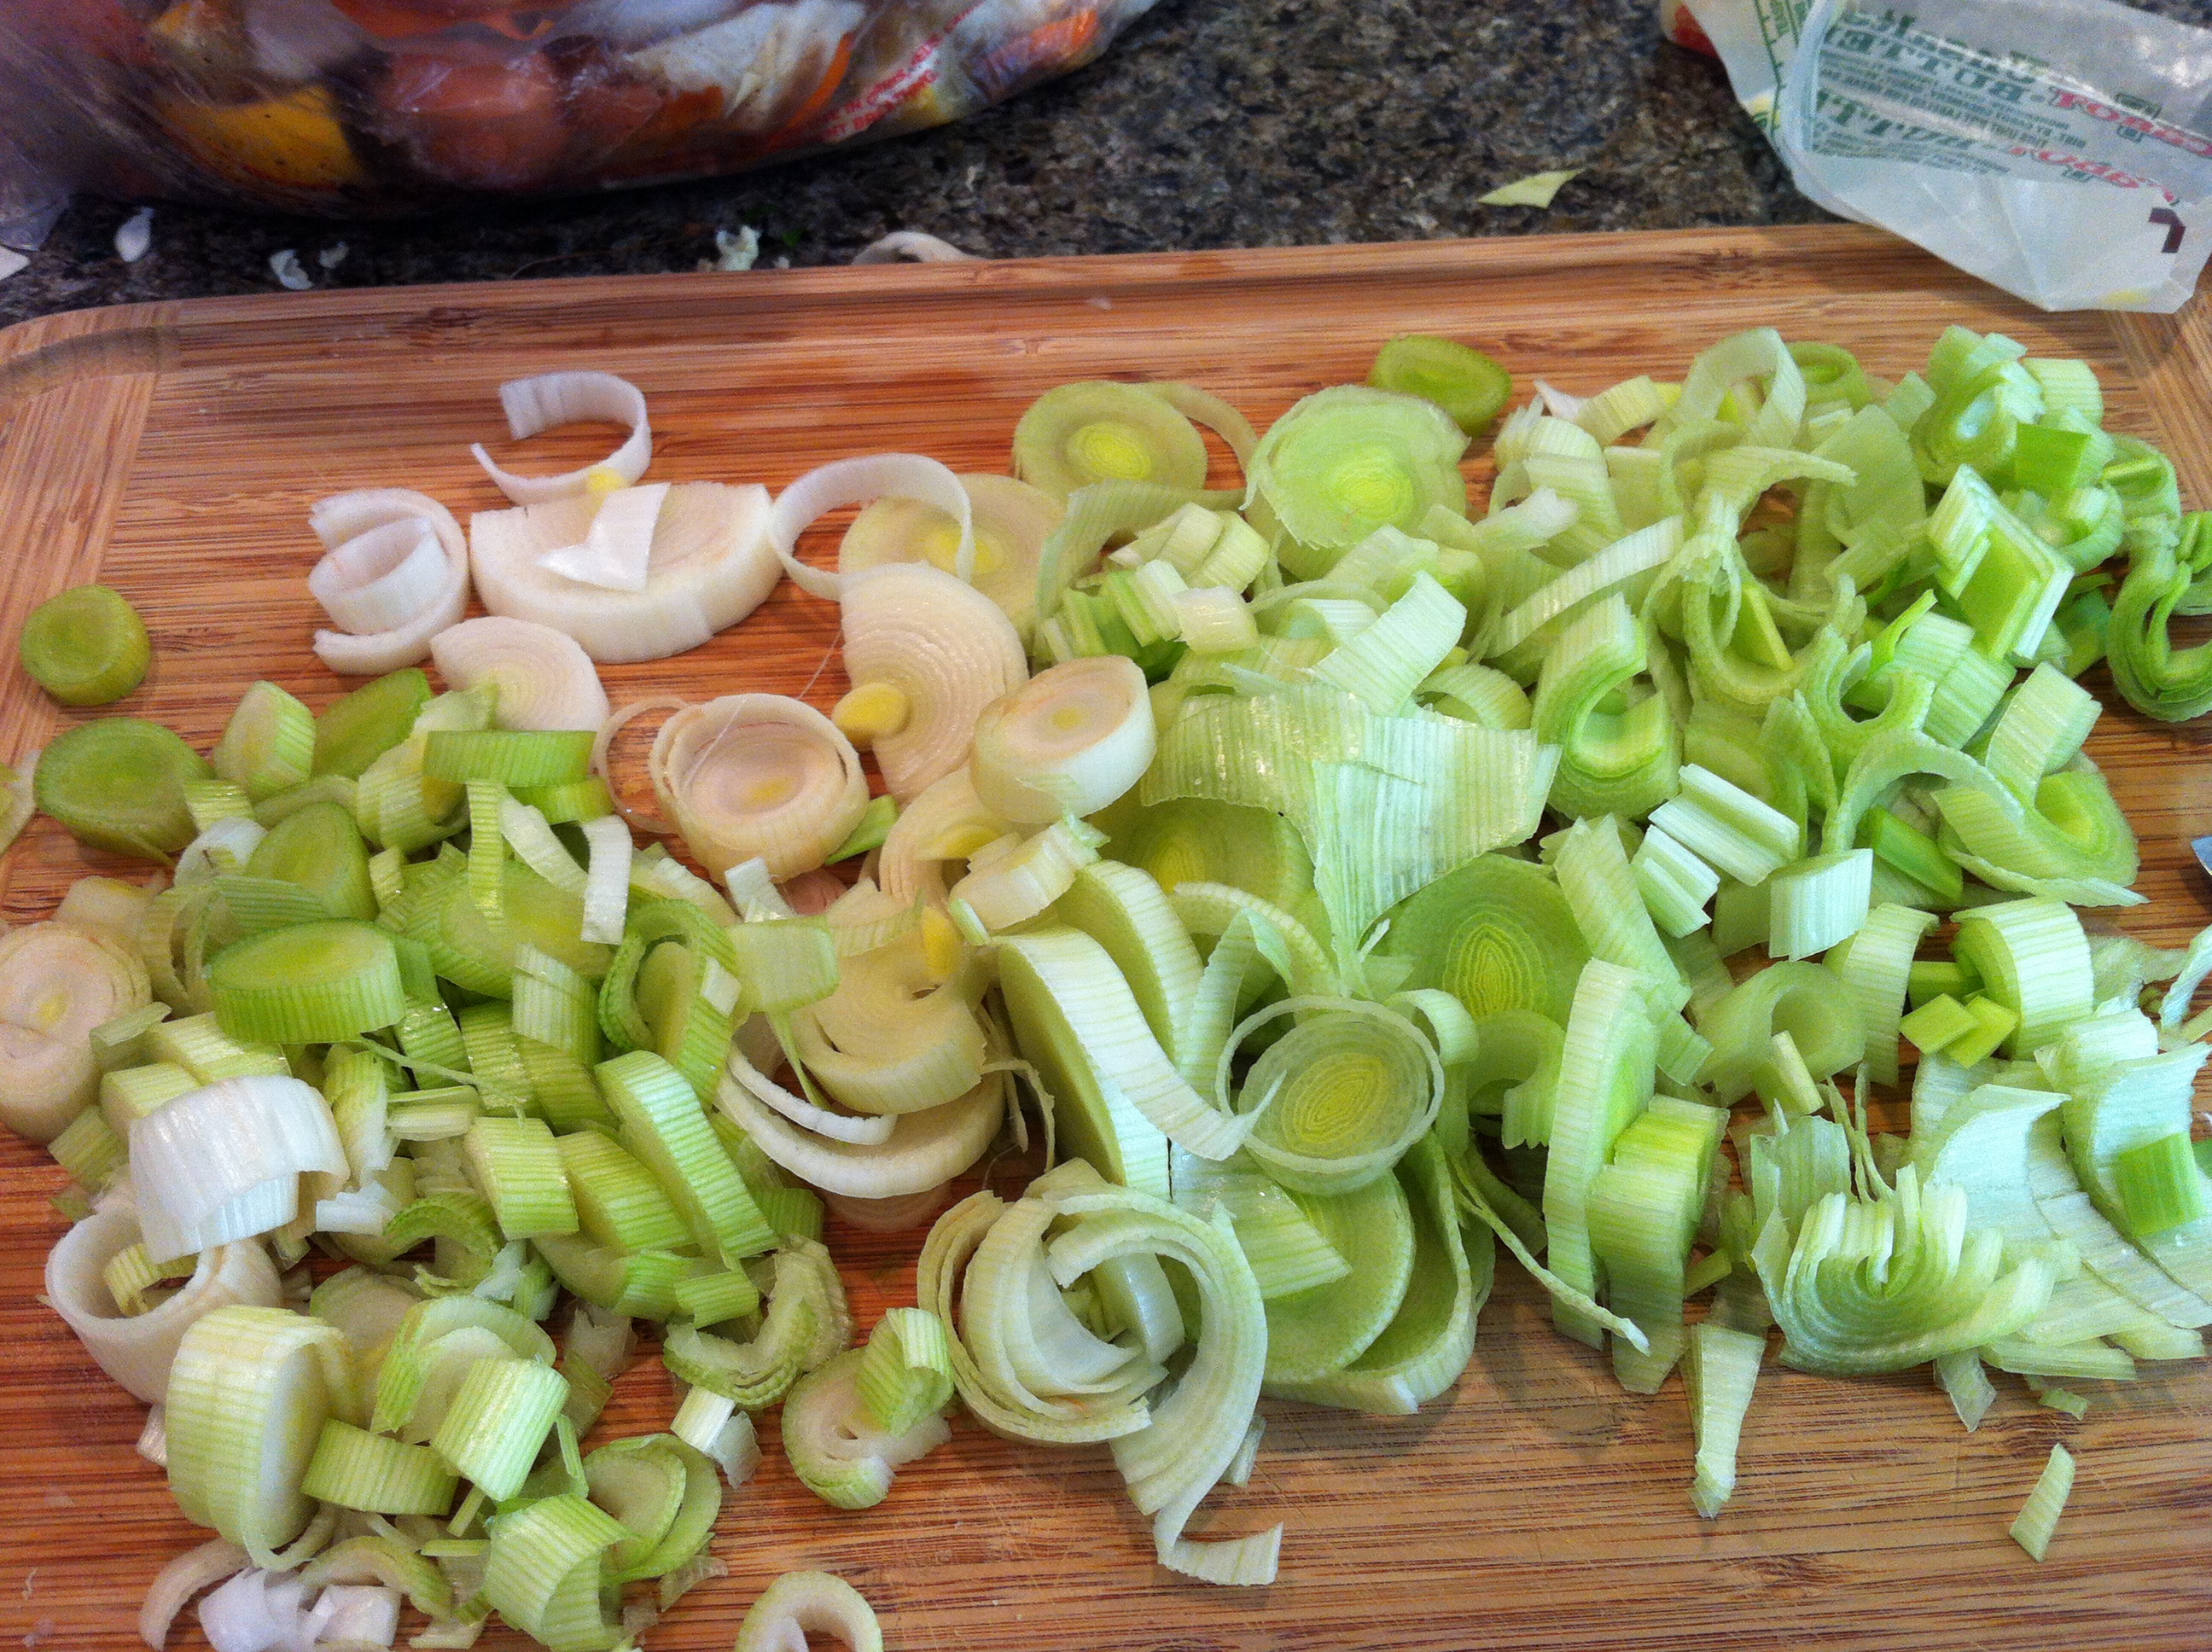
(2009, 1444, 2075, 1562)
(1369, 335, 1513, 435)
(20, 584, 150, 706)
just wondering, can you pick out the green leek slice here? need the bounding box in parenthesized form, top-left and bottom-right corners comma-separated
(313, 669, 431, 780)
(209, 919, 406, 1044)
(1377, 852, 1586, 1026)
(37, 717, 212, 858)
(2010, 1444, 2076, 1561)
(1542, 960, 1658, 1347)
(244, 800, 376, 921)
(1589, 1094, 1728, 1391)
(20, 584, 149, 707)
(1015, 381, 1211, 501)
(1369, 335, 1512, 435)
(1248, 385, 1470, 556)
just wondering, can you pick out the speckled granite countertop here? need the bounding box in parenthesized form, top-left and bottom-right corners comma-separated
(3, 0, 2209, 329)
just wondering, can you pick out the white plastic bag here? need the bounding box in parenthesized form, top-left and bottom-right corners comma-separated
(1685, 0, 2212, 312)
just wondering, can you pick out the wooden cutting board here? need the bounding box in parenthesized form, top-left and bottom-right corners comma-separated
(1, 224, 2209, 1652)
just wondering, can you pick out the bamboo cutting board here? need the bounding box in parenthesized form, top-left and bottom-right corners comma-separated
(1, 224, 2209, 1652)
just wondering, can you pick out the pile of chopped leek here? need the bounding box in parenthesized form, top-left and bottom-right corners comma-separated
(9, 325, 2209, 1649)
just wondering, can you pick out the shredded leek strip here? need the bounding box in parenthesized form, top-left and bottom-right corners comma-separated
(1533, 592, 1679, 820)
(735, 1573, 883, 1652)
(2010, 1444, 2076, 1562)
(1684, 1321, 1764, 1517)
(1542, 960, 1658, 1347)
(1590, 1095, 1728, 1391)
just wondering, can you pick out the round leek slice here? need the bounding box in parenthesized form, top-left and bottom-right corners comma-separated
(431, 614, 610, 733)
(1229, 998, 1445, 1195)
(0, 921, 151, 1143)
(648, 695, 869, 880)
(1014, 382, 1211, 501)
(840, 474, 1064, 635)
(246, 800, 375, 922)
(1091, 794, 1314, 917)
(209, 920, 407, 1044)
(1260, 1171, 1417, 1384)
(1378, 853, 1587, 1026)
(37, 716, 213, 858)
(312, 668, 430, 780)
(20, 584, 150, 707)
(1369, 335, 1513, 435)
(1248, 385, 1470, 556)
(840, 562, 1029, 803)
(970, 656, 1155, 824)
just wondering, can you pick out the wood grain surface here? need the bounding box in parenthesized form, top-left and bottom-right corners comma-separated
(0, 224, 2208, 1652)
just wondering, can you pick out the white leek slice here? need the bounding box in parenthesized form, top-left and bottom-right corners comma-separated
(471, 371, 650, 504)
(580, 815, 633, 945)
(310, 519, 449, 636)
(470, 482, 777, 664)
(840, 473, 1062, 636)
(786, 930, 986, 1116)
(726, 1040, 896, 1145)
(539, 482, 670, 592)
(309, 492, 472, 677)
(840, 563, 1027, 802)
(876, 766, 1011, 906)
(718, 1069, 1003, 1199)
(131, 1075, 347, 1260)
(735, 1572, 883, 1652)
(141, 1538, 250, 1651)
(429, 617, 609, 732)
(970, 656, 1155, 823)
(771, 453, 974, 601)
(0, 921, 152, 1143)
(950, 820, 1103, 933)
(45, 1192, 282, 1403)
(648, 695, 868, 879)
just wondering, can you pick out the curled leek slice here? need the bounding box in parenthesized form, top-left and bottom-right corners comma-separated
(785, 929, 987, 1116)
(841, 473, 1064, 635)
(471, 482, 778, 664)
(781, 1348, 952, 1509)
(1225, 997, 1444, 1196)
(717, 1067, 1004, 1199)
(970, 656, 1155, 823)
(771, 453, 974, 601)
(838, 563, 1027, 803)
(429, 616, 609, 732)
(1753, 1166, 2056, 1376)
(876, 766, 1011, 907)
(130, 1075, 348, 1260)
(140, 1539, 251, 1652)
(307, 491, 472, 677)
(0, 921, 152, 1143)
(45, 1191, 283, 1402)
(648, 695, 868, 880)
(471, 370, 650, 504)
(735, 1573, 883, 1652)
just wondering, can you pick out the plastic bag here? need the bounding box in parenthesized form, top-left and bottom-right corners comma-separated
(1672, 0, 2212, 312)
(0, 0, 1156, 241)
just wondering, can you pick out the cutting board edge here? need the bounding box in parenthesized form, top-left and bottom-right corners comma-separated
(0, 221, 1982, 412)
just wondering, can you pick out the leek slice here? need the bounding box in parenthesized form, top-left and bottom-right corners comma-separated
(1377, 853, 1586, 1025)
(2108, 515, 2212, 721)
(1092, 794, 1315, 919)
(481, 1492, 628, 1650)
(1651, 328, 1807, 451)
(166, 1306, 354, 1565)
(1825, 903, 1938, 1085)
(781, 1348, 951, 1509)
(1755, 1166, 2054, 1376)
(1648, 764, 1801, 887)
(1266, 1137, 1482, 1414)
(0, 921, 152, 1143)
(1533, 592, 1679, 820)
(1542, 960, 1658, 1346)
(1245, 1166, 1411, 1381)
(855, 1307, 956, 1434)
(1697, 963, 1866, 1105)
(735, 1573, 882, 1652)
(1249, 385, 1470, 556)
(842, 473, 1064, 637)
(971, 656, 1154, 823)
(1767, 851, 1873, 961)
(840, 563, 1029, 803)
(1227, 997, 1443, 1195)
(301, 1420, 457, 1516)
(600, 1049, 774, 1265)
(1684, 1321, 1764, 1517)
(209, 920, 405, 1045)
(1050, 859, 1204, 1064)
(647, 695, 868, 880)
(313, 669, 431, 780)
(212, 683, 316, 803)
(1369, 335, 1512, 435)
(718, 1066, 1003, 1201)
(20, 583, 150, 706)
(1953, 897, 2093, 1058)
(1551, 815, 1688, 1011)
(1015, 381, 1212, 500)
(2010, 1444, 2076, 1561)
(1590, 1094, 1728, 1390)
(37, 717, 213, 859)
(245, 800, 375, 922)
